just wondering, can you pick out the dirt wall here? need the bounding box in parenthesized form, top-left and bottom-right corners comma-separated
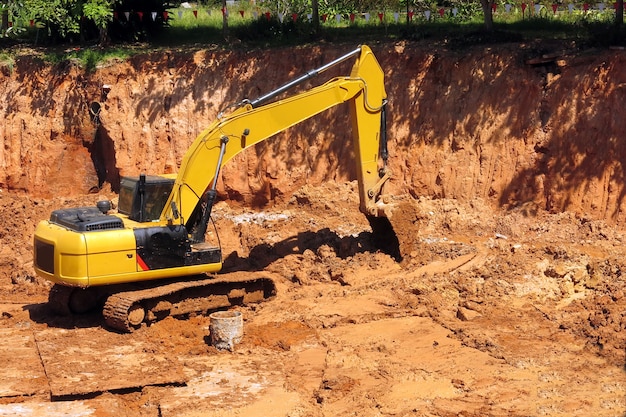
(1, 41, 626, 222)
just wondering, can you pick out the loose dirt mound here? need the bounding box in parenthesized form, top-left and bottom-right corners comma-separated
(0, 41, 624, 416)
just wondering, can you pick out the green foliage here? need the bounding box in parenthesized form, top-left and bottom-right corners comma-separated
(581, 17, 626, 46)
(83, 0, 115, 29)
(260, 0, 310, 16)
(1, 1, 28, 38)
(151, 8, 223, 44)
(43, 46, 130, 70)
(23, 0, 80, 38)
(446, 1, 482, 21)
(233, 14, 317, 42)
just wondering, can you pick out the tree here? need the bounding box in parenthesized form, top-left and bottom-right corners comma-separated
(479, 0, 494, 31)
(17, 0, 178, 44)
(83, 0, 115, 45)
(311, 0, 319, 35)
(22, 0, 115, 43)
(1, 1, 30, 39)
(1, 7, 8, 33)
(23, 0, 80, 42)
(221, 0, 227, 38)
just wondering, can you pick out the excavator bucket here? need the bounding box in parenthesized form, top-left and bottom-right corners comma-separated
(368, 216, 401, 261)
(368, 199, 423, 262)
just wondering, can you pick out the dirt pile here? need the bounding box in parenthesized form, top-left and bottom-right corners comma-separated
(0, 41, 624, 416)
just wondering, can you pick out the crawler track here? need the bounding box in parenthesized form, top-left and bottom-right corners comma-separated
(48, 285, 73, 316)
(49, 272, 277, 333)
(102, 273, 276, 332)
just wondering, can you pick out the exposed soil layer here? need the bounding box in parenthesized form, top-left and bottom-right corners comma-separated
(0, 41, 625, 416)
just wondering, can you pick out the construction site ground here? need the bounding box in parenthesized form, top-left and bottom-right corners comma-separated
(0, 41, 625, 416)
(1, 183, 625, 416)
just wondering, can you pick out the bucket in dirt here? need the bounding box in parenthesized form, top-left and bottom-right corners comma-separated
(209, 311, 243, 351)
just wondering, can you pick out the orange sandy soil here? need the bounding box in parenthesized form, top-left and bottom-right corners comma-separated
(0, 40, 625, 416)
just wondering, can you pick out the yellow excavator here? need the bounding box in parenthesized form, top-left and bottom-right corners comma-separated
(33, 45, 396, 332)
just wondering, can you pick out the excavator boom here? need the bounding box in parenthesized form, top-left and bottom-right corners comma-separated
(165, 45, 390, 238)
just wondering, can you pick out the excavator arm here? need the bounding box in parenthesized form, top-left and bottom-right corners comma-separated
(163, 45, 391, 241)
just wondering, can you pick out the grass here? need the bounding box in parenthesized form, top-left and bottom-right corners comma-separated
(153, 4, 626, 48)
(40, 47, 132, 72)
(0, 50, 15, 72)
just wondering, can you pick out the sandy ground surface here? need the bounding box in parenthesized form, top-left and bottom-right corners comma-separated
(2, 40, 626, 417)
(0, 181, 624, 417)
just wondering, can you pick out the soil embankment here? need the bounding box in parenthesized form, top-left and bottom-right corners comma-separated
(0, 41, 625, 416)
(2, 42, 626, 221)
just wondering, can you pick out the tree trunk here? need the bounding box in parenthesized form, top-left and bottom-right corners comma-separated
(222, 0, 229, 39)
(1, 9, 8, 32)
(616, 0, 624, 26)
(480, 0, 494, 31)
(312, 0, 320, 35)
(99, 26, 110, 46)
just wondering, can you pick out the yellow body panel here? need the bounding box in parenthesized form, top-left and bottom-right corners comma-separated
(35, 221, 88, 286)
(34, 220, 222, 287)
(86, 262, 222, 287)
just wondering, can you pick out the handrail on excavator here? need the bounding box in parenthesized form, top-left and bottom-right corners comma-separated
(248, 46, 363, 108)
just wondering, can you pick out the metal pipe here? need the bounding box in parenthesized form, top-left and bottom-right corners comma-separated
(380, 103, 388, 166)
(192, 136, 229, 243)
(211, 136, 229, 190)
(249, 46, 362, 108)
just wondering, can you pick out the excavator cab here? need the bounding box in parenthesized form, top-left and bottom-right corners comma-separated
(118, 174, 176, 223)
